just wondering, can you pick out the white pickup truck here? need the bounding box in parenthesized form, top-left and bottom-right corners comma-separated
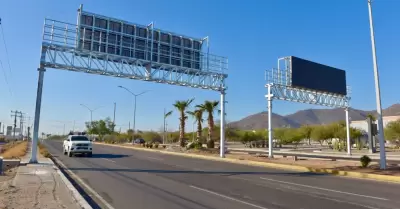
(63, 135, 92, 157)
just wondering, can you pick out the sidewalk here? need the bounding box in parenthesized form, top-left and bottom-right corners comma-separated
(0, 152, 88, 209)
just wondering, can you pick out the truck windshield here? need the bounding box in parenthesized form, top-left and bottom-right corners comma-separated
(71, 136, 89, 141)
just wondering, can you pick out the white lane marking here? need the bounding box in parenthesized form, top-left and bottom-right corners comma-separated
(303, 191, 380, 209)
(189, 185, 268, 209)
(234, 176, 380, 209)
(51, 152, 116, 209)
(146, 156, 163, 161)
(102, 158, 116, 163)
(260, 177, 388, 201)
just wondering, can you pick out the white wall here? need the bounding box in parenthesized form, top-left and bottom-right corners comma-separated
(351, 115, 400, 132)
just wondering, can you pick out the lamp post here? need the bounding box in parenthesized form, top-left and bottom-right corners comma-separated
(118, 86, 150, 143)
(367, 0, 386, 169)
(80, 104, 102, 125)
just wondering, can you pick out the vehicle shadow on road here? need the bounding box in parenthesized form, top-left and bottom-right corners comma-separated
(80, 154, 131, 159)
(67, 167, 327, 176)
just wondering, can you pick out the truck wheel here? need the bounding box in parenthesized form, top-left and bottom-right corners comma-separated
(63, 148, 67, 155)
(87, 152, 92, 157)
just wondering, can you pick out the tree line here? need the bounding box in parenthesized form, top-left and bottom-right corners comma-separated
(78, 107, 400, 150)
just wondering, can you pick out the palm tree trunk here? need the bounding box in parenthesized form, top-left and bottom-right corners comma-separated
(208, 114, 214, 142)
(179, 112, 185, 147)
(208, 121, 212, 142)
(196, 120, 202, 140)
(180, 120, 185, 139)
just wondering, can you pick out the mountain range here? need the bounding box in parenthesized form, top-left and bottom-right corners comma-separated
(228, 104, 400, 130)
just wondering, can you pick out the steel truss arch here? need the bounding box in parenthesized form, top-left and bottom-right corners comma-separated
(40, 44, 226, 91)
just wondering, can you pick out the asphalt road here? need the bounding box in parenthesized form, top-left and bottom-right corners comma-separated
(45, 140, 400, 209)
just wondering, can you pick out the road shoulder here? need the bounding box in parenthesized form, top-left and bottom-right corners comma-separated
(0, 152, 91, 209)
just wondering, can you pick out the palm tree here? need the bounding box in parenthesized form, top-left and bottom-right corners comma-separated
(163, 110, 173, 143)
(197, 100, 219, 147)
(173, 98, 194, 146)
(367, 114, 376, 123)
(187, 108, 204, 141)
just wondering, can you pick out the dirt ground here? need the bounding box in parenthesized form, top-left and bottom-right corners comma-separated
(0, 141, 28, 159)
(0, 167, 17, 182)
(0, 167, 18, 203)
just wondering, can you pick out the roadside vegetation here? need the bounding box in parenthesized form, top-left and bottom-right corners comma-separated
(384, 119, 400, 148)
(42, 101, 400, 153)
(39, 105, 400, 176)
(0, 141, 28, 159)
(38, 142, 51, 158)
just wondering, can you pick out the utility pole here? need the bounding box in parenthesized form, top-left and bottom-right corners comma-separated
(19, 112, 24, 138)
(27, 126, 31, 141)
(11, 110, 21, 138)
(25, 116, 32, 137)
(367, 0, 386, 169)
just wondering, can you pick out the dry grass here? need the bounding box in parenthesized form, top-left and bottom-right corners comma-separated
(1, 141, 28, 159)
(38, 142, 51, 158)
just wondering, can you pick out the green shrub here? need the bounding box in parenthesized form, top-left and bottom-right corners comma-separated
(360, 155, 372, 168)
(162, 145, 167, 149)
(206, 140, 215, 148)
(154, 143, 159, 148)
(188, 141, 202, 149)
(149, 143, 154, 149)
(356, 139, 364, 150)
(142, 143, 146, 147)
(333, 141, 344, 151)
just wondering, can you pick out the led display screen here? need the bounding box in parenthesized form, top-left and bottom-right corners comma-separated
(77, 12, 203, 70)
(290, 56, 347, 95)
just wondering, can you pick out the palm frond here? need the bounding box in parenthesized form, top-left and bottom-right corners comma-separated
(165, 110, 173, 118)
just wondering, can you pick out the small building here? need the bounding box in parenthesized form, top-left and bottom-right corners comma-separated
(350, 115, 400, 132)
(351, 115, 400, 146)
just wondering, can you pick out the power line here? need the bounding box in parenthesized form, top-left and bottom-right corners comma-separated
(0, 18, 13, 76)
(0, 59, 11, 93)
(0, 18, 12, 96)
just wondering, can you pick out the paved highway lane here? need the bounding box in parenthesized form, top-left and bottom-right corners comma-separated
(44, 140, 400, 209)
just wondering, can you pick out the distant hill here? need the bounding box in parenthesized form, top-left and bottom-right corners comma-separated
(228, 103, 400, 130)
(383, 104, 400, 116)
(228, 112, 300, 130)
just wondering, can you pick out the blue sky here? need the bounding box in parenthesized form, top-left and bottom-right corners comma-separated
(0, 0, 399, 135)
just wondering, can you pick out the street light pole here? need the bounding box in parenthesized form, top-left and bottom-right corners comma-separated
(133, 95, 137, 139)
(80, 103, 102, 132)
(113, 102, 116, 132)
(117, 86, 150, 143)
(367, 0, 386, 169)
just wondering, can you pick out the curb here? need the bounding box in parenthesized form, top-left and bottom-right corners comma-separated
(50, 154, 116, 209)
(95, 142, 400, 184)
(48, 157, 93, 209)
